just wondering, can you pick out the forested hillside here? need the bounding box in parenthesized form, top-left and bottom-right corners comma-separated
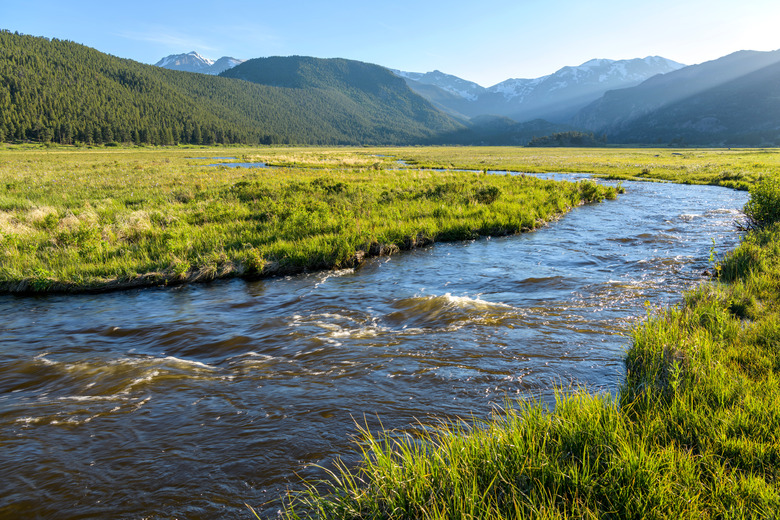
(220, 56, 463, 144)
(0, 31, 462, 146)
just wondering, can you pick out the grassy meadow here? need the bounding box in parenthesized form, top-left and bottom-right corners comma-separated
(373, 146, 780, 190)
(0, 145, 618, 293)
(193, 145, 780, 191)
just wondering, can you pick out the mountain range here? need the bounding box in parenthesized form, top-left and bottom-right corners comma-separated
(395, 51, 780, 146)
(0, 32, 461, 147)
(573, 49, 780, 145)
(156, 52, 685, 125)
(392, 57, 685, 123)
(1, 31, 779, 147)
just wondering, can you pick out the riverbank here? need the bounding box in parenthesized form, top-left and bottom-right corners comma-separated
(365, 146, 779, 191)
(276, 179, 780, 517)
(0, 148, 618, 294)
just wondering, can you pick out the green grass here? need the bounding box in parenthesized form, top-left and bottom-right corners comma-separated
(364, 146, 780, 191)
(0, 146, 618, 293)
(275, 162, 780, 519)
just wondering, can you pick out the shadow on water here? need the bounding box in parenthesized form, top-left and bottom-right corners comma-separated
(0, 179, 747, 519)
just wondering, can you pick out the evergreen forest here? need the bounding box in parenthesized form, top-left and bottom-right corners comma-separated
(0, 31, 462, 146)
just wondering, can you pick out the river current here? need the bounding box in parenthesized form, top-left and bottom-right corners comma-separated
(0, 178, 747, 519)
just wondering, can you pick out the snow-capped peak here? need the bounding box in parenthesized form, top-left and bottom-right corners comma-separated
(390, 69, 425, 81)
(579, 58, 614, 68)
(155, 52, 245, 75)
(396, 55, 686, 123)
(185, 51, 214, 66)
(392, 69, 485, 100)
(487, 76, 548, 101)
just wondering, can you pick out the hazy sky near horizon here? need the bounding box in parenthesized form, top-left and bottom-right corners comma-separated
(4, 0, 780, 86)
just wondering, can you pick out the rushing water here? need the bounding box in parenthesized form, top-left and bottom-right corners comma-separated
(0, 179, 747, 519)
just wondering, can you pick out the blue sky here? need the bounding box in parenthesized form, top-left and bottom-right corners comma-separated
(3, 0, 779, 86)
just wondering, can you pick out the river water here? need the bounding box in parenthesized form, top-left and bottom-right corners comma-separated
(0, 178, 746, 519)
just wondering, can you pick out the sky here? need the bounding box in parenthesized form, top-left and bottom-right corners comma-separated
(3, 0, 780, 87)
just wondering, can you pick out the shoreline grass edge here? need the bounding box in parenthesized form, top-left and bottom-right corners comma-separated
(0, 148, 619, 295)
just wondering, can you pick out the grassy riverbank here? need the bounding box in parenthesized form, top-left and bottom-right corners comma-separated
(0, 147, 617, 293)
(226, 145, 780, 190)
(275, 178, 780, 516)
(372, 146, 779, 191)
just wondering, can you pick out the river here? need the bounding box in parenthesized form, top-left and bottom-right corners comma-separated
(0, 178, 747, 519)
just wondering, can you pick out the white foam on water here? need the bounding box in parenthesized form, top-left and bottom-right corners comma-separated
(385, 292, 520, 332)
(15, 416, 44, 425)
(397, 292, 515, 314)
(707, 208, 742, 215)
(58, 394, 132, 402)
(128, 369, 160, 389)
(438, 292, 513, 310)
(157, 355, 216, 371)
(239, 352, 278, 362)
(33, 353, 56, 365)
(16, 394, 151, 428)
(313, 267, 355, 289)
(330, 325, 386, 339)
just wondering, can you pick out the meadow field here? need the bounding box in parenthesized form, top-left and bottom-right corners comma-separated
(377, 146, 780, 190)
(189, 145, 779, 190)
(0, 145, 619, 293)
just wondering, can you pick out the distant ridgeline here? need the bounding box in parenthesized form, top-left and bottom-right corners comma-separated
(572, 49, 780, 147)
(0, 31, 462, 146)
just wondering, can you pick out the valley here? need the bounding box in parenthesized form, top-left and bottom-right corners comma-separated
(2, 20, 780, 519)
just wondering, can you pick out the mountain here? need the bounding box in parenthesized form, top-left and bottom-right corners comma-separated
(392, 69, 484, 101)
(396, 57, 685, 123)
(219, 56, 463, 143)
(573, 49, 780, 145)
(155, 51, 245, 75)
(0, 32, 462, 146)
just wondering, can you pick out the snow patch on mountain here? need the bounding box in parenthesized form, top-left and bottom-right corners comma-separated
(488, 76, 547, 101)
(390, 69, 424, 81)
(392, 69, 484, 100)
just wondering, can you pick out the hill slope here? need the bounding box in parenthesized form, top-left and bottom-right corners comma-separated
(220, 56, 462, 143)
(573, 49, 780, 145)
(0, 32, 462, 146)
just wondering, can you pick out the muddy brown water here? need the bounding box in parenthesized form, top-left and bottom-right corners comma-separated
(0, 178, 747, 519)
